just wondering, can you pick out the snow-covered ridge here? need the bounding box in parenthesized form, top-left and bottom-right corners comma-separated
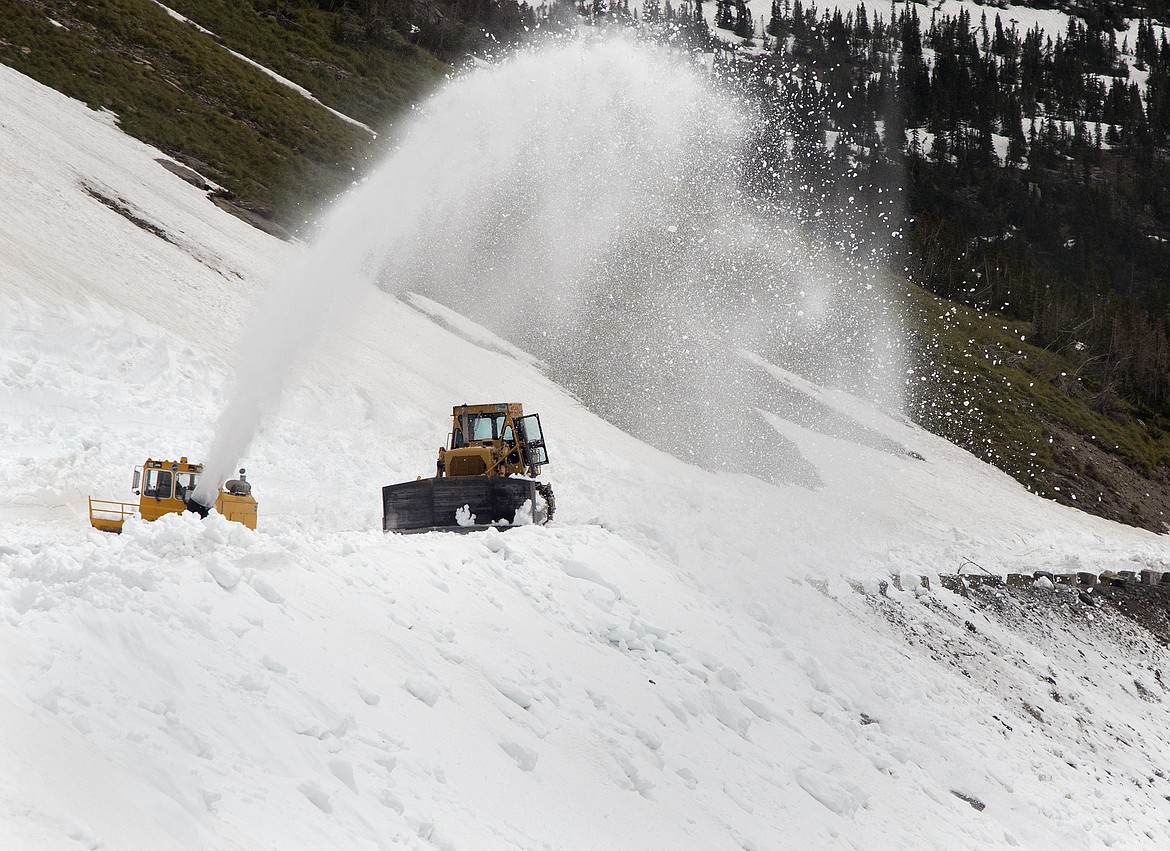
(712, 0, 1169, 50)
(5, 54, 1170, 850)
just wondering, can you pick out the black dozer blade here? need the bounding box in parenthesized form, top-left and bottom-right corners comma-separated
(383, 477, 545, 533)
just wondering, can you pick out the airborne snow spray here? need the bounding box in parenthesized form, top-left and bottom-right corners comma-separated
(195, 36, 903, 506)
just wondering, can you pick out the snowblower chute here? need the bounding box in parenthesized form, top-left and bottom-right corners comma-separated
(89, 457, 257, 533)
(383, 403, 555, 533)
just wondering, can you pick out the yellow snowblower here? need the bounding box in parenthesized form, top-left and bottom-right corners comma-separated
(89, 457, 257, 533)
(383, 403, 555, 533)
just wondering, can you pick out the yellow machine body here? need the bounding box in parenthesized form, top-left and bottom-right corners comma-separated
(89, 456, 257, 533)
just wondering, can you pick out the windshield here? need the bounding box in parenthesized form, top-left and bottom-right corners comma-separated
(468, 413, 505, 441)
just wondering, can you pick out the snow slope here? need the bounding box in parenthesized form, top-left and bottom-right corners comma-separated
(5, 53, 1170, 850)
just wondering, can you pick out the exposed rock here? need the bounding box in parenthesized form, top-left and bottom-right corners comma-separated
(209, 191, 293, 241)
(156, 157, 214, 191)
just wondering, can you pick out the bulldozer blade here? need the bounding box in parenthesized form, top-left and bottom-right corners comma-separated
(383, 477, 539, 534)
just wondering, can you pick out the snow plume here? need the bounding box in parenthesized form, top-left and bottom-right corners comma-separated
(193, 236, 369, 505)
(197, 35, 904, 501)
(372, 36, 905, 482)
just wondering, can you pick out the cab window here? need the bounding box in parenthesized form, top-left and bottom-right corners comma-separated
(175, 472, 199, 501)
(144, 469, 173, 498)
(518, 415, 543, 442)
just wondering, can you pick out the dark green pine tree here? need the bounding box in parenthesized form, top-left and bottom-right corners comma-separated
(715, 0, 733, 30)
(733, 0, 754, 40)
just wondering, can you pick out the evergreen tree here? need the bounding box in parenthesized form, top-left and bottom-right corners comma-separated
(715, 0, 733, 30)
(734, 0, 754, 40)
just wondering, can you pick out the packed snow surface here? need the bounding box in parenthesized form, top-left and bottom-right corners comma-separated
(4, 43, 1170, 851)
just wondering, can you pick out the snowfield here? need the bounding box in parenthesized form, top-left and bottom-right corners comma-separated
(5, 53, 1170, 851)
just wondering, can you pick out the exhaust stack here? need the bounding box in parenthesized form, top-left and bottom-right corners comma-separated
(225, 469, 252, 496)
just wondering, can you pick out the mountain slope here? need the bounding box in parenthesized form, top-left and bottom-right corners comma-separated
(9, 0, 1170, 533)
(5, 52, 1170, 851)
(0, 0, 445, 224)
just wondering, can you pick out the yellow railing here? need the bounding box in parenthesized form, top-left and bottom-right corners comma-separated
(88, 497, 138, 533)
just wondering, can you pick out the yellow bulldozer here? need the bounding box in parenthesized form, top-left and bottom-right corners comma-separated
(89, 456, 257, 533)
(383, 403, 555, 533)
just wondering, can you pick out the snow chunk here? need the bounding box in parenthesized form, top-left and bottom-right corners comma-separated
(490, 675, 533, 710)
(293, 708, 348, 740)
(65, 818, 103, 850)
(897, 570, 923, 594)
(710, 692, 752, 737)
(356, 685, 380, 705)
(298, 782, 332, 813)
(405, 677, 442, 707)
(329, 759, 358, 792)
(455, 505, 476, 527)
(9, 581, 43, 616)
(717, 666, 745, 691)
(613, 750, 655, 794)
(635, 727, 662, 750)
(561, 559, 623, 598)
(512, 498, 534, 526)
(379, 789, 404, 814)
(32, 687, 60, 714)
(739, 695, 774, 721)
(205, 555, 241, 589)
(803, 655, 832, 693)
(795, 766, 863, 817)
(694, 650, 723, 670)
(250, 576, 285, 604)
(238, 673, 267, 692)
(500, 740, 539, 771)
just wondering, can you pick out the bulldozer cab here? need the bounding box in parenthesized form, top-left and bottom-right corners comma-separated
(442, 404, 548, 479)
(455, 411, 510, 443)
